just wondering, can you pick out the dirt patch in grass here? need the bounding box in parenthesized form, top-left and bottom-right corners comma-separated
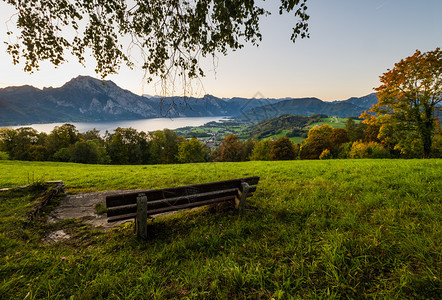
(48, 189, 148, 230)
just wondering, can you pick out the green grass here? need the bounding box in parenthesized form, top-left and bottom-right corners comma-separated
(263, 130, 306, 144)
(307, 117, 353, 129)
(263, 129, 291, 139)
(289, 136, 306, 144)
(0, 159, 441, 299)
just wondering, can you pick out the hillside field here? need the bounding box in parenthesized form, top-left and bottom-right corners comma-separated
(306, 117, 352, 129)
(0, 159, 441, 299)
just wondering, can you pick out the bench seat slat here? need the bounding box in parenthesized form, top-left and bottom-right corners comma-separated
(108, 195, 235, 223)
(147, 195, 235, 215)
(107, 188, 238, 217)
(106, 176, 259, 208)
(106, 203, 137, 218)
(107, 186, 257, 218)
(107, 192, 255, 223)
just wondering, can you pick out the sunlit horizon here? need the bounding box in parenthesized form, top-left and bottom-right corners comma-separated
(0, 1, 440, 101)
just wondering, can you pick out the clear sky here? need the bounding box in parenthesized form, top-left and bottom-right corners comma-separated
(0, 0, 441, 101)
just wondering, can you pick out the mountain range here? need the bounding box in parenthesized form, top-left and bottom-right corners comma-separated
(0, 76, 378, 126)
(235, 96, 376, 122)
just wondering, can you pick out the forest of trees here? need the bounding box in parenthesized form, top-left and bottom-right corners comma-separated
(1, 115, 440, 165)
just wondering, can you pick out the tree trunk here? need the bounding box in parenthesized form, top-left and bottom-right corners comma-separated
(421, 106, 435, 159)
(422, 133, 432, 159)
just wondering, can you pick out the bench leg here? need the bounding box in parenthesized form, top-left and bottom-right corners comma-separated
(136, 193, 148, 240)
(235, 182, 250, 211)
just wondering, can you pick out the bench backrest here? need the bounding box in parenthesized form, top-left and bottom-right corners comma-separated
(106, 176, 259, 223)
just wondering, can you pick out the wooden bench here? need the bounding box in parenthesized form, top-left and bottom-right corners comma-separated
(105, 176, 260, 239)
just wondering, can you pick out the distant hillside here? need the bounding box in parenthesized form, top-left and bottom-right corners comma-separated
(236, 97, 369, 122)
(0, 76, 285, 126)
(153, 95, 283, 118)
(249, 114, 327, 139)
(333, 93, 378, 109)
(0, 75, 378, 126)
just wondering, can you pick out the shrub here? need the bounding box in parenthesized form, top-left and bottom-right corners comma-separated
(330, 128, 349, 149)
(28, 145, 48, 161)
(270, 137, 298, 160)
(53, 148, 70, 162)
(216, 134, 245, 162)
(336, 142, 353, 159)
(250, 140, 271, 160)
(299, 124, 333, 159)
(69, 140, 111, 164)
(319, 149, 332, 160)
(0, 151, 9, 160)
(177, 137, 209, 163)
(349, 142, 390, 159)
(250, 140, 271, 161)
(371, 143, 390, 158)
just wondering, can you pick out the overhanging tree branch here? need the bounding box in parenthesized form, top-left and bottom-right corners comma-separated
(3, 0, 310, 89)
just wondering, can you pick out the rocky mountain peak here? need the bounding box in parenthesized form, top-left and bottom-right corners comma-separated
(62, 76, 117, 93)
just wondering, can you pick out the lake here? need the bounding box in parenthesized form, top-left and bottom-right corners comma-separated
(10, 116, 229, 134)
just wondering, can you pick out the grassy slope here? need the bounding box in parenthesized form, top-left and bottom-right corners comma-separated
(306, 117, 353, 129)
(263, 130, 305, 144)
(0, 159, 441, 299)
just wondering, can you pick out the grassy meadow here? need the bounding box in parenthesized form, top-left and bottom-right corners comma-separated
(306, 117, 354, 129)
(0, 159, 441, 299)
(262, 130, 305, 144)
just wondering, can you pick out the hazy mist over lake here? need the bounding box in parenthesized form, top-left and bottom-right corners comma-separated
(10, 116, 229, 134)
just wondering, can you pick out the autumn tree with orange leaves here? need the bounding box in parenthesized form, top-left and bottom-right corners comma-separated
(364, 48, 442, 158)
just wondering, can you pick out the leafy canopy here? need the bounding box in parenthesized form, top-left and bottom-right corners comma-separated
(4, 0, 309, 83)
(364, 48, 442, 158)
(373, 48, 441, 117)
